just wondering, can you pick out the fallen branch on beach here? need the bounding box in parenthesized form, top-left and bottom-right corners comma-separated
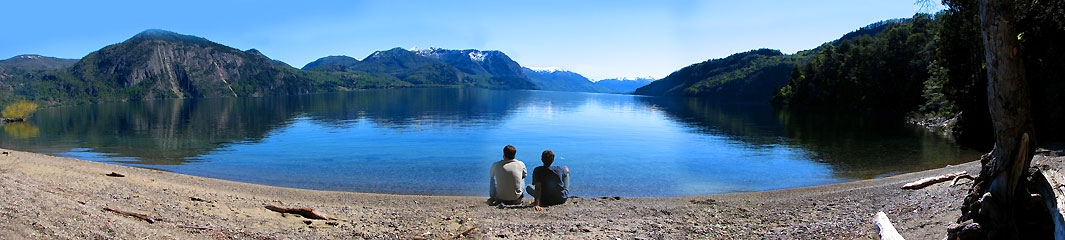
(264, 205, 336, 220)
(105, 172, 125, 177)
(901, 171, 970, 190)
(455, 226, 479, 239)
(178, 225, 213, 231)
(103, 207, 157, 223)
(875, 211, 905, 240)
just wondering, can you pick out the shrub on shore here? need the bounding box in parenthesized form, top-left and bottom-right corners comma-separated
(2, 100, 38, 122)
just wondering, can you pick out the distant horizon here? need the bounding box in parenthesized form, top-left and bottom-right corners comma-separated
(0, 1, 942, 80)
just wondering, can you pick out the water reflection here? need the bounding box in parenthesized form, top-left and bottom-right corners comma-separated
(0, 89, 528, 164)
(637, 97, 982, 179)
(2, 122, 39, 139)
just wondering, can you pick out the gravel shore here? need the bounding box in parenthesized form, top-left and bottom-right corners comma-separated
(2, 147, 1061, 239)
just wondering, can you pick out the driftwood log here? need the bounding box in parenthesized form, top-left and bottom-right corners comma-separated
(875, 211, 905, 240)
(901, 171, 971, 190)
(103, 207, 157, 223)
(264, 205, 336, 220)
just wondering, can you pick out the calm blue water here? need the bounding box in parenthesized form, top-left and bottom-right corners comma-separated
(0, 89, 982, 197)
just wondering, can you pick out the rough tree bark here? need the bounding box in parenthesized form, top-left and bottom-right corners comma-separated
(953, 0, 1038, 239)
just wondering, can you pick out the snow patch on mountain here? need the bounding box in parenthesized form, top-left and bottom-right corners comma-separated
(467, 51, 485, 62)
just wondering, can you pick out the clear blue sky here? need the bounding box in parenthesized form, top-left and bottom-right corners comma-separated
(0, 1, 940, 80)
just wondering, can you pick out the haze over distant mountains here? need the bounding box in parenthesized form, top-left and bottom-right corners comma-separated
(521, 68, 652, 94)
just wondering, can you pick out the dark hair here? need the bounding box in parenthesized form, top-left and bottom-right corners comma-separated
(541, 149, 555, 166)
(503, 145, 517, 159)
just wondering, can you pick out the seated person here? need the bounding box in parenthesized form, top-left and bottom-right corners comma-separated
(489, 145, 526, 205)
(526, 149, 570, 211)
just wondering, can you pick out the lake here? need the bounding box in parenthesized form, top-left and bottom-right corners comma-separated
(0, 88, 983, 197)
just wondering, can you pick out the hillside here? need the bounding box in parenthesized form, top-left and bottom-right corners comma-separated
(634, 49, 809, 102)
(301, 55, 360, 72)
(65, 29, 332, 100)
(521, 68, 604, 92)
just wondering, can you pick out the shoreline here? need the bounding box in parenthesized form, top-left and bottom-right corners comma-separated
(2, 147, 1058, 239)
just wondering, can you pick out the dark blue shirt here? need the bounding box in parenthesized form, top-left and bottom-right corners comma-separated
(532, 165, 569, 205)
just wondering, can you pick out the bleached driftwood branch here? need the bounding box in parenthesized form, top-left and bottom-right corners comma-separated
(875, 211, 905, 240)
(103, 207, 157, 223)
(901, 171, 969, 190)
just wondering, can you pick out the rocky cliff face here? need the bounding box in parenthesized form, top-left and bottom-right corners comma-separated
(71, 29, 314, 99)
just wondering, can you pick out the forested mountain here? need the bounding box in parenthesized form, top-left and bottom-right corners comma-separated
(594, 78, 653, 94)
(521, 68, 604, 92)
(66, 29, 329, 100)
(301, 56, 360, 72)
(634, 49, 810, 102)
(304, 47, 538, 90)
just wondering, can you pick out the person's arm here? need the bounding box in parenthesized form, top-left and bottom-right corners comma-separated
(532, 182, 543, 211)
(564, 166, 570, 189)
(489, 166, 497, 200)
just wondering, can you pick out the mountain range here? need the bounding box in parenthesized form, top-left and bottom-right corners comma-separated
(0, 22, 900, 106)
(0, 30, 559, 105)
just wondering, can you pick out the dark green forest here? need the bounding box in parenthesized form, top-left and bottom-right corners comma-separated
(771, 1, 1065, 149)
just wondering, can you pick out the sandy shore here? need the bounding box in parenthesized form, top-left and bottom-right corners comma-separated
(1, 147, 1061, 239)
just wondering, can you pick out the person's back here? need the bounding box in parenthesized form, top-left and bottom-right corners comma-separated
(528, 150, 569, 210)
(532, 165, 569, 205)
(489, 145, 526, 205)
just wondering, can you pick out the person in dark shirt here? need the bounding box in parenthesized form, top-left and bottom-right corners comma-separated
(526, 149, 569, 211)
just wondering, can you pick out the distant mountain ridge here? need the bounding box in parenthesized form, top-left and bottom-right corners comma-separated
(304, 47, 537, 90)
(594, 78, 654, 94)
(521, 68, 604, 92)
(0, 55, 78, 71)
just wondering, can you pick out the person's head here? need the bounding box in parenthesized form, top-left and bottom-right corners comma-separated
(541, 149, 555, 166)
(503, 145, 517, 160)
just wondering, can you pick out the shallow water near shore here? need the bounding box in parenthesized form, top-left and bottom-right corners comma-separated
(0, 88, 982, 197)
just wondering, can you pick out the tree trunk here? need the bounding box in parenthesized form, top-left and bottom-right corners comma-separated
(955, 0, 1037, 239)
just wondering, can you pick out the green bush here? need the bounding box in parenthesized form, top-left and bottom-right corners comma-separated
(2, 100, 38, 120)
